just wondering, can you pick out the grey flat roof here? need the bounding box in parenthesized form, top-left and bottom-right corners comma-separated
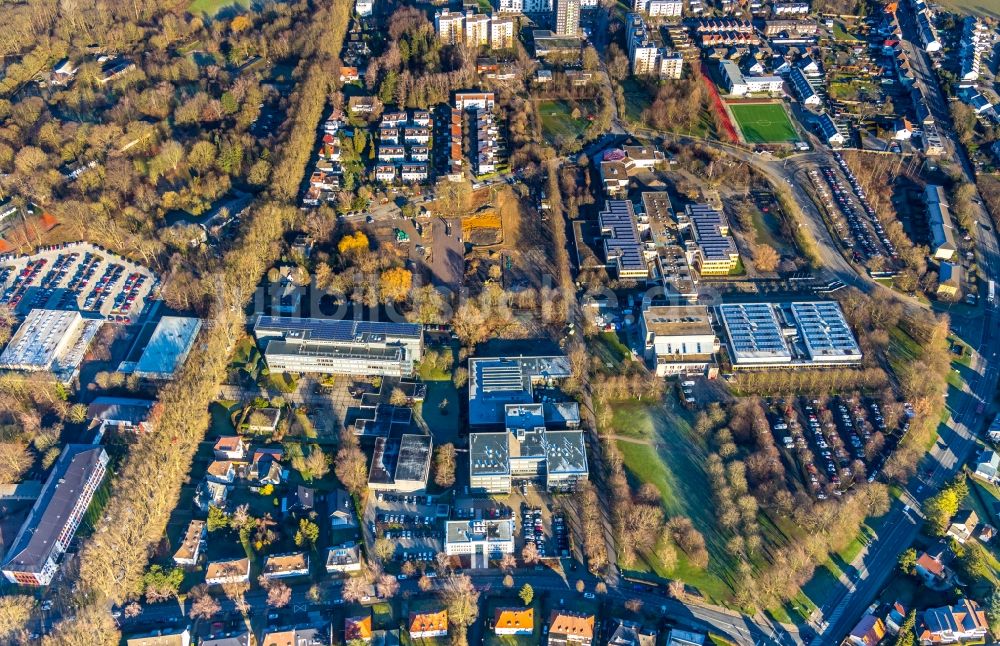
(469, 432, 510, 476)
(468, 355, 571, 427)
(255, 316, 422, 343)
(265, 340, 403, 362)
(134, 316, 202, 378)
(3, 445, 106, 574)
(87, 396, 154, 424)
(446, 519, 513, 544)
(544, 430, 588, 475)
(396, 435, 432, 483)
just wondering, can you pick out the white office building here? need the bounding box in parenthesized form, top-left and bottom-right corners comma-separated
(444, 519, 515, 558)
(640, 305, 719, 376)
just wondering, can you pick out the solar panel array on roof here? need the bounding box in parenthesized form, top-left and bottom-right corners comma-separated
(479, 362, 525, 393)
(718, 303, 792, 363)
(599, 200, 646, 273)
(255, 316, 421, 342)
(788, 301, 862, 360)
(685, 204, 737, 261)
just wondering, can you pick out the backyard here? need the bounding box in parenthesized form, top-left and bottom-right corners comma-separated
(727, 103, 798, 144)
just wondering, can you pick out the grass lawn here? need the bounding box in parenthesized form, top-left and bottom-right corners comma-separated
(620, 78, 655, 123)
(832, 21, 860, 41)
(751, 207, 794, 256)
(728, 103, 798, 144)
(934, 0, 1000, 15)
(611, 399, 735, 602)
(209, 400, 239, 437)
(538, 100, 592, 143)
(188, 0, 249, 17)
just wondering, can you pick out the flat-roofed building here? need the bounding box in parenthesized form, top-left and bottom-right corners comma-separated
(444, 518, 515, 556)
(0, 308, 103, 382)
(925, 184, 957, 261)
(254, 317, 423, 377)
(131, 316, 202, 380)
(454, 91, 496, 111)
(436, 9, 466, 44)
(640, 305, 718, 376)
(1, 445, 108, 586)
(469, 403, 587, 493)
(600, 160, 630, 194)
(555, 0, 581, 36)
(468, 355, 573, 428)
(717, 301, 862, 368)
(681, 204, 740, 275)
(599, 200, 649, 279)
(368, 433, 433, 492)
(490, 16, 516, 49)
(465, 12, 491, 46)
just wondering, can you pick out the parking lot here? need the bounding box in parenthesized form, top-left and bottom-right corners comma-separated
(811, 157, 898, 265)
(0, 242, 157, 322)
(365, 492, 449, 564)
(767, 395, 907, 500)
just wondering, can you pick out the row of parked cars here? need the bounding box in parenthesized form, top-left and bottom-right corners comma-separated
(832, 152, 898, 258)
(521, 504, 549, 557)
(1, 258, 47, 308)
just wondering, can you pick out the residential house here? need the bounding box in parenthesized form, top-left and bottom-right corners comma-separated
(244, 408, 281, 433)
(885, 602, 908, 635)
(946, 509, 979, 545)
(197, 480, 229, 511)
(988, 415, 1000, 443)
(918, 599, 988, 645)
(547, 611, 595, 646)
(330, 488, 358, 528)
(409, 610, 449, 639)
(206, 461, 236, 485)
(200, 631, 252, 646)
(848, 615, 886, 646)
(262, 552, 310, 580)
(213, 436, 248, 461)
(172, 520, 206, 567)
(607, 618, 657, 645)
(261, 625, 330, 646)
(125, 628, 191, 646)
(205, 558, 250, 586)
(974, 449, 999, 484)
(915, 543, 954, 588)
(285, 485, 315, 512)
(325, 542, 363, 574)
(494, 607, 534, 636)
(251, 449, 284, 485)
(346, 614, 373, 643)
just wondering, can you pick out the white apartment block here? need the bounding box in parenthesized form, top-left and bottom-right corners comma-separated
(355, 0, 373, 17)
(498, 0, 524, 11)
(490, 17, 516, 49)
(465, 13, 491, 46)
(627, 13, 683, 79)
(436, 10, 465, 45)
(444, 519, 515, 557)
(634, 0, 683, 16)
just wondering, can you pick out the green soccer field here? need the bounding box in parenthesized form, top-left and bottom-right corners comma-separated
(728, 103, 798, 143)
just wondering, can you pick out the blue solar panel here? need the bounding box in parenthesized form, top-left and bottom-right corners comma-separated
(255, 317, 421, 341)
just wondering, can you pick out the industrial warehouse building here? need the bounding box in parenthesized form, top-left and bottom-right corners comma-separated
(2, 445, 109, 586)
(717, 301, 862, 368)
(253, 317, 423, 377)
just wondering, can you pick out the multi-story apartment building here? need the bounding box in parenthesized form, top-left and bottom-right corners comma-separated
(555, 0, 581, 36)
(490, 16, 516, 49)
(2, 445, 109, 585)
(626, 13, 683, 79)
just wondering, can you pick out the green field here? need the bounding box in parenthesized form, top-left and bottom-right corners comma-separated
(728, 103, 798, 143)
(188, 0, 250, 17)
(537, 100, 592, 143)
(934, 0, 1000, 16)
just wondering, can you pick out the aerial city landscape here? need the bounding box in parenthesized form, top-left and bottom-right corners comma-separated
(1, 0, 1000, 644)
